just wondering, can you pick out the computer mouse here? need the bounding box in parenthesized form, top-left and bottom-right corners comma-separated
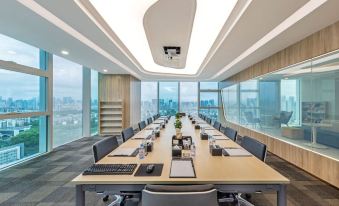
(146, 164, 155, 173)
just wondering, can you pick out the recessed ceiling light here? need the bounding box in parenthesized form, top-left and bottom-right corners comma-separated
(61, 50, 69, 55)
(7, 50, 16, 55)
(284, 77, 289, 80)
(103, 69, 108, 72)
(259, 77, 263, 80)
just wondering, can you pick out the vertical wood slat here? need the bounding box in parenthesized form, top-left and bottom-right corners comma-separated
(221, 21, 339, 188)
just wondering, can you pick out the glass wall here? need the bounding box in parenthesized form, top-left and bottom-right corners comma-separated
(0, 34, 48, 169)
(90, 70, 98, 135)
(141, 82, 158, 120)
(221, 50, 339, 160)
(180, 82, 198, 115)
(159, 82, 179, 116)
(53, 55, 83, 148)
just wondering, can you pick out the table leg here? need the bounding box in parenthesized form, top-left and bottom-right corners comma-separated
(76, 185, 85, 206)
(277, 184, 286, 206)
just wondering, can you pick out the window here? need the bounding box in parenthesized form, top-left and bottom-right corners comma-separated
(90, 70, 98, 135)
(200, 82, 218, 90)
(141, 82, 158, 120)
(0, 34, 40, 68)
(0, 33, 48, 169)
(53, 55, 83, 148)
(159, 82, 178, 116)
(200, 92, 219, 107)
(0, 69, 43, 113)
(180, 82, 198, 115)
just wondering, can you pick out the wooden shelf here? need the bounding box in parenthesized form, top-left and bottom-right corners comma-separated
(99, 101, 124, 136)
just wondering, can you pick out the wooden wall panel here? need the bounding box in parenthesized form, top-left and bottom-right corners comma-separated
(221, 21, 339, 188)
(99, 74, 141, 129)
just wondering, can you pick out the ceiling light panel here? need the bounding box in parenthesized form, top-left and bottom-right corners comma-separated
(88, 0, 237, 75)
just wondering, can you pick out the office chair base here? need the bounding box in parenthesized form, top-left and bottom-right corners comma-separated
(107, 195, 123, 206)
(237, 194, 254, 206)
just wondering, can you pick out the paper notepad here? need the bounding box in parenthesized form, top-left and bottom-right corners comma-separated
(109, 148, 137, 156)
(170, 159, 196, 178)
(223, 148, 252, 157)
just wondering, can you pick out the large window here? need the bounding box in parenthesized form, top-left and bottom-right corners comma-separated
(180, 82, 198, 115)
(141, 82, 158, 120)
(53, 55, 83, 148)
(159, 82, 178, 116)
(90, 70, 98, 135)
(221, 50, 339, 160)
(199, 82, 220, 122)
(0, 34, 48, 169)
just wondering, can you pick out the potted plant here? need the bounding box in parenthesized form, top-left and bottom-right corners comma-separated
(174, 119, 182, 139)
(175, 113, 180, 119)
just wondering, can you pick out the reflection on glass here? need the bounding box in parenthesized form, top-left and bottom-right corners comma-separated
(141, 82, 158, 120)
(221, 50, 339, 160)
(200, 92, 218, 107)
(200, 108, 219, 122)
(53, 55, 83, 148)
(0, 116, 46, 169)
(0, 33, 39, 68)
(91, 70, 98, 135)
(180, 82, 198, 115)
(0, 69, 43, 114)
(159, 82, 178, 116)
(200, 82, 218, 90)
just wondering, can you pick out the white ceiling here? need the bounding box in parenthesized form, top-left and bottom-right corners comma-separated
(0, 0, 339, 81)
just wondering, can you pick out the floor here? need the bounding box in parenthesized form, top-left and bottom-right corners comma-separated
(0, 136, 338, 206)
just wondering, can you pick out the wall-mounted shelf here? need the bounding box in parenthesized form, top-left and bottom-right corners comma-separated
(99, 101, 124, 136)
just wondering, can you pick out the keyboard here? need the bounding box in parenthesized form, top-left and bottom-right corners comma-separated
(83, 164, 138, 175)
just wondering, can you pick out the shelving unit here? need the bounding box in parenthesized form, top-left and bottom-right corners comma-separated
(99, 101, 124, 135)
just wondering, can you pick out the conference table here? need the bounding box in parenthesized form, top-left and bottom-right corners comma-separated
(72, 116, 289, 206)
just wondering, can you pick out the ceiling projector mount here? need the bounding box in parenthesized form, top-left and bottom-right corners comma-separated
(163, 46, 181, 60)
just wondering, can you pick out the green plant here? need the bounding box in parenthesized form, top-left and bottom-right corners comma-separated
(174, 119, 182, 129)
(175, 113, 180, 119)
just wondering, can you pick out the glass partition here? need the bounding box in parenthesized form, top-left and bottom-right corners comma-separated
(221, 50, 339, 160)
(180, 82, 198, 115)
(141, 82, 158, 120)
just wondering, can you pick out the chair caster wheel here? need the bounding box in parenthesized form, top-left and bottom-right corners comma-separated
(103, 195, 109, 202)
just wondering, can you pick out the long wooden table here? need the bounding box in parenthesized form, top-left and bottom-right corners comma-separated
(72, 117, 289, 206)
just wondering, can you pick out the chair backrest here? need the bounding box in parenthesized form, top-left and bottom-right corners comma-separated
(206, 118, 212, 124)
(153, 115, 158, 120)
(147, 117, 153, 125)
(213, 121, 221, 131)
(121, 127, 135, 142)
(219, 126, 226, 133)
(280, 111, 293, 125)
(223, 127, 237, 142)
(142, 184, 218, 206)
(241, 136, 267, 162)
(138, 121, 146, 131)
(92, 136, 119, 163)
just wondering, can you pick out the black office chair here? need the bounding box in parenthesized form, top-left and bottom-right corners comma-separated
(121, 127, 135, 142)
(241, 136, 267, 161)
(93, 136, 122, 204)
(147, 117, 153, 125)
(153, 115, 158, 120)
(223, 127, 238, 142)
(206, 118, 212, 124)
(219, 136, 267, 205)
(138, 121, 146, 131)
(213, 121, 221, 131)
(140, 184, 218, 206)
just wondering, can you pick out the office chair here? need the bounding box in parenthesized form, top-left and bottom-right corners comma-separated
(93, 136, 122, 205)
(153, 114, 158, 120)
(206, 117, 212, 124)
(138, 121, 146, 131)
(147, 117, 153, 125)
(219, 136, 267, 206)
(223, 127, 238, 142)
(121, 127, 135, 142)
(244, 111, 261, 128)
(273, 111, 293, 126)
(213, 121, 221, 131)
(140, 184, 218, 206)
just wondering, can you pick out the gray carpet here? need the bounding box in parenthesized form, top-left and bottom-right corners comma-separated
(0, 136, 338, 206)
